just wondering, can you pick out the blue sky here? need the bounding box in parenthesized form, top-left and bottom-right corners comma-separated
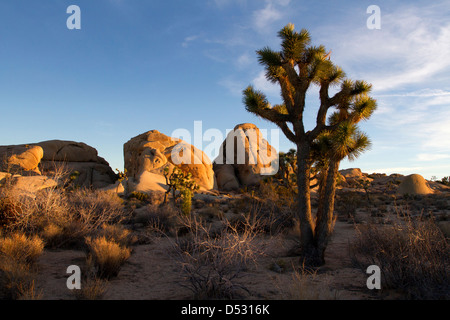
(1, 0, 449, 179)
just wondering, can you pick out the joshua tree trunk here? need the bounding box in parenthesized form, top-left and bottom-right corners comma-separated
(314, 159, 340, 265)
(295, 141, 318, 265)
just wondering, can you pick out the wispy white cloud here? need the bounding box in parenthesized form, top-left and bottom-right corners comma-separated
(377, 89, 450, 98)
(182, 35, 200, 48)
(317, 4, 450, 93)
(209, 0, 450, 178)
(252, 0, 291, 33)
(416, 154, 450, 162)
(236, 53, 252, 68)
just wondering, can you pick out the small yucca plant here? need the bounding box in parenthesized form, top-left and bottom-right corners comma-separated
(163, 167, 199, 205)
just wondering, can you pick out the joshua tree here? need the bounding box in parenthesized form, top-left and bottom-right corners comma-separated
(243, 24, 376, 266)
(312, 121, 372, 261)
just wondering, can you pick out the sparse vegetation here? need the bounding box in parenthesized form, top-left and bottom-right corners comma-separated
(283, 266, 340, 300)
(171, 215, 263, 300)
(0, 180, 129, 249)
(1, 144, 448, 301)
(74, 256, 108, 300)
(0, 232, 44, 299)
(351, 216, 449, 299)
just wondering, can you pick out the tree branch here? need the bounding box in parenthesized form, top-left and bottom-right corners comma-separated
(276, 122, 297, 143)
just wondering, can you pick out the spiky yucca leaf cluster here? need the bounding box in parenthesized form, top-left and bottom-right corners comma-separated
(243, 23, 376, 144)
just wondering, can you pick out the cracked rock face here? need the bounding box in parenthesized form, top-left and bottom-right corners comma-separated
(124, 130, 216, 192)
(213, 123, 278, 191)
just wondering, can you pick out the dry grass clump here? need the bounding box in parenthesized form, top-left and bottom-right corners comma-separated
(0, 257, 41, 300)
(133, 203, 180, 236)
(350, 217, 449, 299)
(172, 215, 263, 300)
(68, 189, 127, 230)
(0, 232, 44, 299)
(283, 267, 340, 300)
(229, 193, 295, 235)
(74, 277, 108, 300)
(258, 179, 296, 209)
(40, 223, 66, 248)
(0, 232, 44, 265)
(95, 223, 134, 247)
(1, 183, 129, 249)
(73, 257, 109, 300)
(85, 236, 131, 280)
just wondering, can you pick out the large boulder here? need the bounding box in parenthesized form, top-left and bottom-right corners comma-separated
(124, 130, 215, 193)
(35, 140, 117, 189)
(339, 168, 364, 180)
(397, 174, 434, 195)
(213, 123, 278, 191)
(338, 168, 373, 188)
(0, 140, 116, 189)
(36, 140, 100, 162)
(0, 145, 44, 175)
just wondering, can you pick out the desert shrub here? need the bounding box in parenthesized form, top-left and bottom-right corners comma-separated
(435, 199, 449, 211)
(40, 223, 65, 248)
(269, 259, 289, 274)
(75, 277, 108, 300)
(1, 184, 129, 249)
(350, 218, 449, 299)
(68, 189, 126, 228)
(134, 204, 180, 236)
(0, 232, 44, 300)
(73, 257, 108, 300)
(283, 267, 340, 300)
(258, 179, 296, 209)
(229, 193, 295, 235)
(128, 191, 149, 202)
(0, 232, 44, 266)
(437, 176, 450, 186)
(335, 191, 364, 221)
(0, 256, 41, 300)
(85, 236, 131, 280)
(0, 184, 69, 232)
(196, 204, 224, 223)
(172, 215, 262, 299)
(95, 223, 134, 247)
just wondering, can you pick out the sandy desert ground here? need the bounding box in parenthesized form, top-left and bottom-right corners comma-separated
(29, 175, 449, 301)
